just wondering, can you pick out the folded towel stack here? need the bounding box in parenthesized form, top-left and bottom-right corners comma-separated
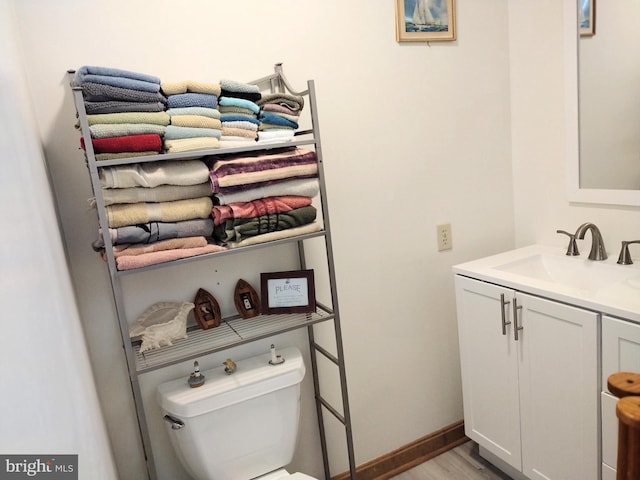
(218, 79, 262, 147)
(94, 158, 224, 269)
(161, 80, 222, 153)
(75, 66, 168, 160)
(212, 196, 317, 244)
(207, 147, 320, 246)
(256, 93, 305, 144)
(73, 65, 322, 262)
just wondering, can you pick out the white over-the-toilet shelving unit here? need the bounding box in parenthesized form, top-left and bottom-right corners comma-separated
(67, 64, 356, 480)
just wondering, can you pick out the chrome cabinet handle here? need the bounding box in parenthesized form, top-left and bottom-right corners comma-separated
(512, 298, 523, 341)
(500, 293, 511, 335)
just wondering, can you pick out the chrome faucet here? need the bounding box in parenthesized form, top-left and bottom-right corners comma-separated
(574, 223, 607, 260)
(617, 240, 640, 265)
(556, 230, 580, 256)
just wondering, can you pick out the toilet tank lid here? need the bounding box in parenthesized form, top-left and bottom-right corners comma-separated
(288, 474, 319, 479)
(157, 347, 305, 418)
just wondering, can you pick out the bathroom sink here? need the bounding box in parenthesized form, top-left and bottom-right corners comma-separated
(494, 253, 640, 295)
(453, 244, 640, 322)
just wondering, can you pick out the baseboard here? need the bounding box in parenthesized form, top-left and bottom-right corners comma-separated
(332, 420, 468, 480)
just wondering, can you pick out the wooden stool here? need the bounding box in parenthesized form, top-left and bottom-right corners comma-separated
(608, 372, 640, 399)
(608, 372, 640, 480)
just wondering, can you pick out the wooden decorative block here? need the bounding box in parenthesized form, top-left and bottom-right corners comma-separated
(193, 288, 221, 330)
(234, 279, 260, 319)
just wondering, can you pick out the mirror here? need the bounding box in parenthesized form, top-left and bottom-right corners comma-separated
(565, 0, 640, 206)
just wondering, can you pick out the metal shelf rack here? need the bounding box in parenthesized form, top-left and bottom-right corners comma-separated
(68, 63, 356, 479)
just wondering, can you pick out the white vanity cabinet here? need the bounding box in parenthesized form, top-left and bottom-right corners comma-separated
(455, 275, 599, 480)
(601, 315, 640, 479)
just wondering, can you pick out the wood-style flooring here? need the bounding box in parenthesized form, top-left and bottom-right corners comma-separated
(389, 441, 512, 480)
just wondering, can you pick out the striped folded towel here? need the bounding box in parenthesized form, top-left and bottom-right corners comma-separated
(209, 148, 318, 193)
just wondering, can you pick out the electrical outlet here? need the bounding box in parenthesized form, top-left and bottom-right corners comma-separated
(437, 223, 452, 251)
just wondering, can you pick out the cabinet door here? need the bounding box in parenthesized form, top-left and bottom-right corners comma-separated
(455, 276, 522, 470)
(602, 315, 640, 391)
(601, 315, 640, 473)
(601, 391, 618, 473)
(517, 293, 599, 480)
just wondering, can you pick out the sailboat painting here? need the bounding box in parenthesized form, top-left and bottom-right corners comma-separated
(579, 0, 595, 36)
(396, 0, 456, 42)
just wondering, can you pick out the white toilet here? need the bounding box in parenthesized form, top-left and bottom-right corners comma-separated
(157, 346, 319, 480)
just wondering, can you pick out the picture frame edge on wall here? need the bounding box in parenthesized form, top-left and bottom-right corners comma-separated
(395, 0, 456, 43)
(579, 0, 595, 36)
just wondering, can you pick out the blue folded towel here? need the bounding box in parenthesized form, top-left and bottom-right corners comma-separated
(220, 114, 260, 125)
(259, 113, 299, 129)
(167, 93, 218, 109)
(75, 65, 161, 93)
(218, 97, 260, 114)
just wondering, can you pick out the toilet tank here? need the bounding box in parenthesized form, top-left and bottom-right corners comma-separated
(157, 347, 306, 480)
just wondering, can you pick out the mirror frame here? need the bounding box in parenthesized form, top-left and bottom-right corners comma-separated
(564, 0, 640, 207)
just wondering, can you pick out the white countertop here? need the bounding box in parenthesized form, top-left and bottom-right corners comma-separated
(453, 244, 640, 323)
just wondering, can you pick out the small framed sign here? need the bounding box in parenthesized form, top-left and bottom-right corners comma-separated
(260, 270, 316, 314)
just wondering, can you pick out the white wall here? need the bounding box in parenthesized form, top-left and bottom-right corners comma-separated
(0, 2, 117, 477)
(9, 0, 518, 478)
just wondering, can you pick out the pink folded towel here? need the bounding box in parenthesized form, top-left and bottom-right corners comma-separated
(212, 196, 313, 226)
(112, 236, 208, 258)
(116, 244, 226, 270)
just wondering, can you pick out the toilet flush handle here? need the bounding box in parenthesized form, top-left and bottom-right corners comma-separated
(163, 414, 184, 430)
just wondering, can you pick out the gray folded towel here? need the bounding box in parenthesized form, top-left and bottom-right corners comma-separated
(81, 82, 166, 103)
(84, 101, 166, 114)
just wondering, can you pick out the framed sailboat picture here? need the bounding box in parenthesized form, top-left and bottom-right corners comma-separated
(396, 0, 456, 42)
(579, 0, 595, 36)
